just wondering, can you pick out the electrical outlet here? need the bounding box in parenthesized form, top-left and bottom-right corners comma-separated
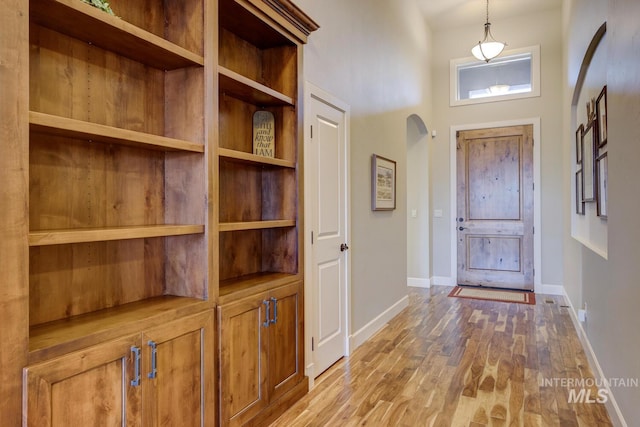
(578, 302, 587, 322)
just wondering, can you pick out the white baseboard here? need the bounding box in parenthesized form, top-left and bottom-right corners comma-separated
(305, 362, 315, 388)
(349, 295, 409, 351)
(431, 276, 455, 287)
(563, 290, 627, 427)
(407, 277, 430, 288)
(540, 284, 564, 295)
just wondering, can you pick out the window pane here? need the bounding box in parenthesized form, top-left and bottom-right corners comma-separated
(457, 53, 532, 100)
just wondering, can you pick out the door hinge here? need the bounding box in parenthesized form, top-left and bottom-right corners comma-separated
(312, 337, 314, 351)
(532, 226, 535, 234)
(310, 125, 313, 139)
(532, 182, 535, 191)
(311, 231, 314, 244)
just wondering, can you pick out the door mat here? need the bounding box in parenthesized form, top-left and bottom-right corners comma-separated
(448, 286, 536, 305)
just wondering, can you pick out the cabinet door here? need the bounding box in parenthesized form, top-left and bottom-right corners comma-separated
(268, 282, 304, 402)
(218, 294, 269, 427)
(142, 310, 214, 427)
(24, 335, 142, 427)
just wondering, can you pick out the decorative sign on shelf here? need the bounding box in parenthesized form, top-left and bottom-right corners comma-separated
(253, 110, 275, 158)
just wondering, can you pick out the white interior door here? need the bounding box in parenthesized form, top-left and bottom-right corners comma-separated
(307, 86, 349, 378)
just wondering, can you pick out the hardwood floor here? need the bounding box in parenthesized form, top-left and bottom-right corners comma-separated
(271, 286, 612, 426)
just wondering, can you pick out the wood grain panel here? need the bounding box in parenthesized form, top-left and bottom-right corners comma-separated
(468, 136, 521, 220)
(271, 287, 613, 426)
(29, 239, 164, 325)
(144, 311, 213, 427)
(219, 94, 257, 153)
(30, 25, 166, 135)
(262, 45, 297, 99)
(0, 1, 29, 422)
(219, 28, 263, 83)
(219, 160, 263, 222)
(24, 334, 140, 427)
(219, 297, 269, 425)
(219, 230, 262, 280)
(262, 227, 298, 274)
(29, 133, 165, 230)
(468, 236, 522, 272)
(269, 284, 302, 402)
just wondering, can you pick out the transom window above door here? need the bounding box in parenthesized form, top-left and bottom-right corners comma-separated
(450, 45, 540, 106)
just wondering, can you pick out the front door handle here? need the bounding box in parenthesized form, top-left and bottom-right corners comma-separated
(458, 226, 468, 231)
(340, 243, 349, 252)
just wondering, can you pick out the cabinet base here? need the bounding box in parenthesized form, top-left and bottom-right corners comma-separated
(244, 376, 309, 427)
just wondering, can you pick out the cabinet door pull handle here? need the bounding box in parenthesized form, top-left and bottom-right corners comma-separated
(148, 340, 157, 379)
(270, 297, 278, 324)
(263, 300, 270, 327)
(131, 346, 141, 387)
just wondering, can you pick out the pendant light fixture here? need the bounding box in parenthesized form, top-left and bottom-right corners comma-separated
(471, 0, 506, 62)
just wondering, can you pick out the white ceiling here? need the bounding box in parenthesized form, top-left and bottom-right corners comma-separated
(419, 0, 561, 31)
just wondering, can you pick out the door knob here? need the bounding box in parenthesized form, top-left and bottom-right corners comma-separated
(340, 243, 349, 252)
(458, 226, 468, 231)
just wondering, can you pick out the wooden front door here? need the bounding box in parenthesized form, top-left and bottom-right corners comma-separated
(456, 125, 534, 290)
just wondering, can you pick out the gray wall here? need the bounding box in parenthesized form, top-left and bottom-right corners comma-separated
(564, 0, 640, 422)
(430, 8, 564, 287)
(296, 0, 432, 332)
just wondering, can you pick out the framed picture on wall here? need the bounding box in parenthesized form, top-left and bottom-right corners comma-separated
(576, 169, 585, 215)
(597, 152, 608, 219)
(371, 154, 396, 211)
(596, 85, 607, 148)
(576, 123, 584, 164)
(582, 123, 596, 202)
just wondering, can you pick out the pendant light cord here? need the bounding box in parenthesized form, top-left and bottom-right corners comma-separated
(485, 0, 489, 25)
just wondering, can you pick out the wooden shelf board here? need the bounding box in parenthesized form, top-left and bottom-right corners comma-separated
(30, 0, 204, 70)
(29, 225, 205, 246)
(219, 272, 300, 303)
(219, 66, 294, 106)
(219, 220, 295, 232)
(30, 112, 205, 153)
(29, 296, 209, 363)
(219, 147, 295, 168)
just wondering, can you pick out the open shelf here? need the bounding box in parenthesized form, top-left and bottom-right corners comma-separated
(219, 147, 295, 168)
(30, 112, 205, 153)
(30, 0, 204, 70)
(29, 296, 208, 363)
(219, 220, 295, 232)
(219, 272, 300, 302)
(219, 66, 294, 106)
(29, 225, 205, 246)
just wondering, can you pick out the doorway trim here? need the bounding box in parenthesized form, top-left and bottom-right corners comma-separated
(449, 118, 542, 294)
(303, 82, 351, 388)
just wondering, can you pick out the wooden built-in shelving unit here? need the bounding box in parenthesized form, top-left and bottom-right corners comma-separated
(22, 0, 215, 423)
(216, 1, 318, 425)
(2, 0, 317, 424)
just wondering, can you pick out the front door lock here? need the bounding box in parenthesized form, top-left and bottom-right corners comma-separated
(340, 243, 349, 252)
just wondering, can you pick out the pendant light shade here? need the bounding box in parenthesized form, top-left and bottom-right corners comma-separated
(471, 0, 506, 62)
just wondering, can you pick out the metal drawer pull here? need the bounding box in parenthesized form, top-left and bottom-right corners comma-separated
(263, 300, 270, 327)
(131, 346, 141, 386)
(270, 297, 278, 324)
(148, 340, 157, 379)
